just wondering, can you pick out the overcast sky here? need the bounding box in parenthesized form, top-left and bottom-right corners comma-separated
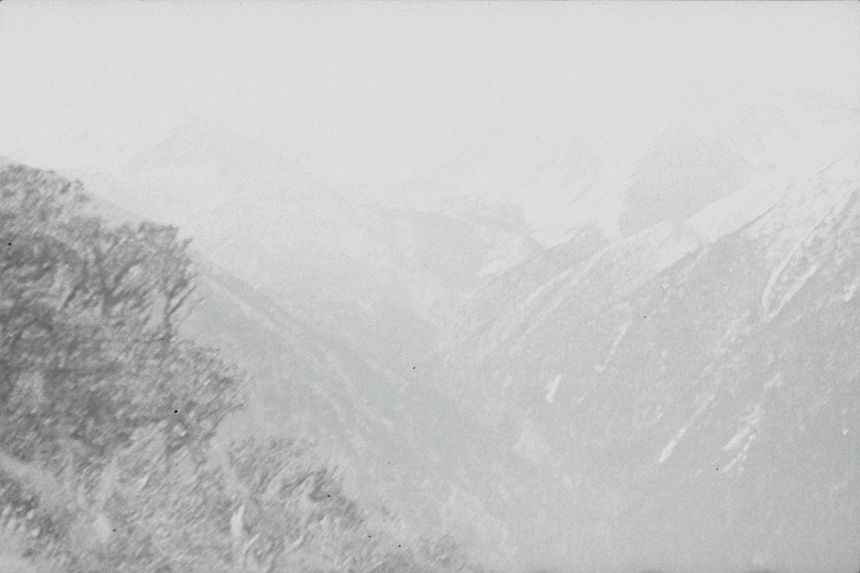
(0, 1, 857, 187)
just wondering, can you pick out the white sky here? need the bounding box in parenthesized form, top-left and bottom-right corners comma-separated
(0, 1, 857, 187)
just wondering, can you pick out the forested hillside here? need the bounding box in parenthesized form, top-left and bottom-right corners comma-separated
(0, 160, 485, 573)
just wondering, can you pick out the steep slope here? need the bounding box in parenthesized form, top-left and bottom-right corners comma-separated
(436, 152, 860, 572)
(76, 122, 540, 370)
(14, 96, 857, 571)
(182, 258, 517, 567)
(510, 86, 860, 246)
(0, 158, 499, 573)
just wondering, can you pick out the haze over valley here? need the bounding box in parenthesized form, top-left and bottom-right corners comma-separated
(1, 2, 859, 572)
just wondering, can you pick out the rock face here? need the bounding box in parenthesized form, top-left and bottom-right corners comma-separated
(433, 154, 860, 571)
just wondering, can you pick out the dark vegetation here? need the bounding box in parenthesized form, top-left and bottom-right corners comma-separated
(0, 162, 484, 572)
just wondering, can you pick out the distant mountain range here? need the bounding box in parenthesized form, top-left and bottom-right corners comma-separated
(17, 92, 858, 571)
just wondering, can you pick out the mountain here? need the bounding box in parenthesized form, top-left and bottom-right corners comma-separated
(113, 205, 519, 566)
(26, 93, 860, 572)
(184, 255, 510, 548)
(0, 157, 507, 573)
(431, 143, 860, 571)
(379, 85, 859, 247)
(75, 122, 541, 371)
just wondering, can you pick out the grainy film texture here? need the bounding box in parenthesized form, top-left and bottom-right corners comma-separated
(0, 2, 859, 572)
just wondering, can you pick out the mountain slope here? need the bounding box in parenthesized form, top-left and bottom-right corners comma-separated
(76, 123, 541, 371)
(180, 249, 518, 568)
(434, 151, 860, 572)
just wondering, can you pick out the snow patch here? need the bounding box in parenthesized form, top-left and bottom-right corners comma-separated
(545, 374, 562, 404)
(658, 392, 716, 464)
(721, 402, 764, 476)
(722, 426, 753, 452)
(594, 320, 633, 373)
(844, 281, 858, 302)
(722, 433, 757, 476)
(658, 426, 687, 464)
(760, 187, 854, 320)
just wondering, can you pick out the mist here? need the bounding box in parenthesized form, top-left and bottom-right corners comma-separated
(1, 2, 859, 572)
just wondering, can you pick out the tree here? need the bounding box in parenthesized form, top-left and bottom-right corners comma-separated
(0, 163, 240, 570)
(0, 161, 485, 573)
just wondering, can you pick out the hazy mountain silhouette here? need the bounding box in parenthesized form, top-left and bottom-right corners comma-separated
(10, 104, 857, 572)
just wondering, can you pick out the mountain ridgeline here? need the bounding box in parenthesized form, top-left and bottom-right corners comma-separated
(1, 121, 859, 573)
(433, 154, 860, 571)
(0, 160, 487, 573)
